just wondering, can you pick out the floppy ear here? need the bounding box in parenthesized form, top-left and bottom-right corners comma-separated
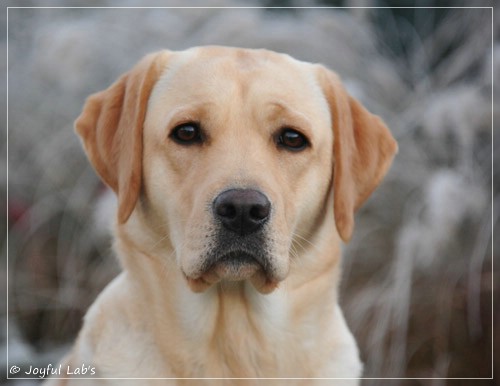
(317, 67, 398, 243)
(75, 51, 171, 223)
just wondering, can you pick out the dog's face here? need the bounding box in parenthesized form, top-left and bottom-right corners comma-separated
(75, 46, 397, 294)
(142, 48, 334, 293)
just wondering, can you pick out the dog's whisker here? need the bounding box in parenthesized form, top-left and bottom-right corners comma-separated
(291, 231, 322, 253)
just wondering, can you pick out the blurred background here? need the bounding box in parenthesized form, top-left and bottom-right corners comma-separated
(3, 1, 497, 385)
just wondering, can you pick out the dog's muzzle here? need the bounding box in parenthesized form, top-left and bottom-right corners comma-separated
(186, 189, 280, 294)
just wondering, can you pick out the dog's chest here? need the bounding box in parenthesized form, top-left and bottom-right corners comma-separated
(176, 283, 311, 377)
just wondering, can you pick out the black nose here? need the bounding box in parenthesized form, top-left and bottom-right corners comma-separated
(213, 189, 271, 236)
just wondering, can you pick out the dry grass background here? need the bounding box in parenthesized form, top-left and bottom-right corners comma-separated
(3, 1, 497, 385)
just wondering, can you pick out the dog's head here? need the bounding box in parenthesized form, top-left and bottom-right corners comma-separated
(75, 46, 397, 294)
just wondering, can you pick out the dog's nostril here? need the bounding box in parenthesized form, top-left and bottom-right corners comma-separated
(249, 204, 270, 221)
(217, 203, 237, 219)
(213, 189, 271, 235)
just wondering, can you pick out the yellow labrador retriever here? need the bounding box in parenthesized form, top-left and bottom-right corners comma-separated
(47, 46, 397, 385)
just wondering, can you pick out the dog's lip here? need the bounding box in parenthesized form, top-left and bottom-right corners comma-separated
(185, 251, 280, 294)
(207, 251, 263, 281)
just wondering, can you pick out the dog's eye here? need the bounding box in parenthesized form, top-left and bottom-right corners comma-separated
(171, 123, 202, 145)
(277, 128, 309, 151)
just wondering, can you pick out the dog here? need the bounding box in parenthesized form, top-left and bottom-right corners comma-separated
(45, 46, 397, 385)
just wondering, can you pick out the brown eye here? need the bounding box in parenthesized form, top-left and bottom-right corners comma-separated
(171, 123, 202, 144)
(277, 128, 309, 151)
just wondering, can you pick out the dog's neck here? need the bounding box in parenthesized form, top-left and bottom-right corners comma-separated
(114, 214, 343, 378)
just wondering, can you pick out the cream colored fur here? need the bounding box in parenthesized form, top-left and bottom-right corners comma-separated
(45, 46, 397, 385)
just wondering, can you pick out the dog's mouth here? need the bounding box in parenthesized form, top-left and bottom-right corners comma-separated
(210, 252, 262, 280)
(185, 251, 279, 294)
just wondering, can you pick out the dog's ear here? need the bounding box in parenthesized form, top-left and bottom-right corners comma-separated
(317, 67, 398, 243)
(75, 51, 171, 223)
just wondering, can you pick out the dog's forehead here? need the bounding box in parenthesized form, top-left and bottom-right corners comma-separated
(170, 48, 306, 89)
(189, 45, 299, 69)
(153, 46, 328, 119)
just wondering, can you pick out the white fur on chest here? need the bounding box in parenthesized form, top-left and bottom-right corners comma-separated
(177, 280, 288, 343)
